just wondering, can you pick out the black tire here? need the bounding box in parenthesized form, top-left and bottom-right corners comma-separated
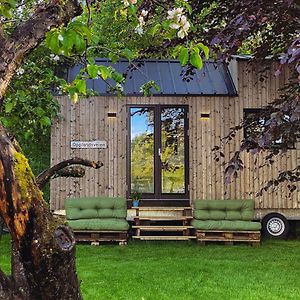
(262, 213, 289, 239)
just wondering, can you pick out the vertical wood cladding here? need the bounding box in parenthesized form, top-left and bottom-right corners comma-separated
(51, 60, 299, 211)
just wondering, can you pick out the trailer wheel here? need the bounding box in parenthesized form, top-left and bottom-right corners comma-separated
(262, 213, 289, 239)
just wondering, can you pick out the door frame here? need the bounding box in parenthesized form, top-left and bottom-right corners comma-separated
(127, 104, 189, 201)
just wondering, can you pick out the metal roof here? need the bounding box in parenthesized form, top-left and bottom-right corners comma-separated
(67, 59, 237, 96)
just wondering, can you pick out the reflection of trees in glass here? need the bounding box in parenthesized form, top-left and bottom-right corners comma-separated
(161, 108, 185, 194)
(131, 108, 154, 193)
(130, 107, 186, 194)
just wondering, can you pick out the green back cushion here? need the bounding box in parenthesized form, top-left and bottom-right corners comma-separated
(194, 200, 255, 221)
(65, 197, 127, 220)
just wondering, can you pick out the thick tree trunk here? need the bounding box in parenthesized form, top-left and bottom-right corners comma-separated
(0, 124, 82, 299)
(0, 1, 83, 299)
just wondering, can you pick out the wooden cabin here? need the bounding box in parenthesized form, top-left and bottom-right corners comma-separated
(51, 57, 299, 238)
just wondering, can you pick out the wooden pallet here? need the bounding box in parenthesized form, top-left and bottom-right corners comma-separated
(73, 230, 128, 245)
(196, 230, 261, 246)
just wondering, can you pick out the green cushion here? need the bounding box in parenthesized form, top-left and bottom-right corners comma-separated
(194, 200, 255, 221)
(68, 218, 129, 231)
(192, 219, 261, 231)
(65, 197, 127, 220)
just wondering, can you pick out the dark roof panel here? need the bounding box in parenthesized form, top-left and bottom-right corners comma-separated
(67, 59, 237, 96)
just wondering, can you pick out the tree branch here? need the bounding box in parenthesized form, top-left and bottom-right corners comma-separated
(0, 0, 82, 102)
(36, 158, 103, 189)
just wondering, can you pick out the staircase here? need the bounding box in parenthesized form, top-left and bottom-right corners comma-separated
(131, 207, 195, 241)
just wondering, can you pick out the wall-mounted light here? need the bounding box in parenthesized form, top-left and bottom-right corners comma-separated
(107, 112, 117, 118)
(200, 113, 210, 120)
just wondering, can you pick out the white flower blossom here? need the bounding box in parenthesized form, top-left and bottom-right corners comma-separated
(141, 10, 148, 17)
(16, 68, 25, 75)
(53, 55, 60, 62)
(182, 20, 190, 32)
(167, 7, 190, 39)
(138, 16, 145, 26)
(116, 83, 124, 92)
(58, 34, 64, 41)
(135, 25, 144, 35)
(167, 7, 184, 20)
(170, 23, 180, 29)
(177, 29, 185, 39)
(123, 0, 137, 7)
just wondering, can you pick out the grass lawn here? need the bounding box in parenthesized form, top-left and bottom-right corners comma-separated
(1, 235, 300, 299)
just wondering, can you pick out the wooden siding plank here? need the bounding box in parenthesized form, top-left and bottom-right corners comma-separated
(50, 61, 299, 214)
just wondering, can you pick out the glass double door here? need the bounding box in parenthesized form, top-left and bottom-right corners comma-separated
(129, 105, 189, 199)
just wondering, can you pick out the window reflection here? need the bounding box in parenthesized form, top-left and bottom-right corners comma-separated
(130, 108, 154, 193)
(161, 108, 185, 194)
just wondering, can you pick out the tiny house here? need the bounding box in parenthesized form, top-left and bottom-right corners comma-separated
(51, 57, 300, 238)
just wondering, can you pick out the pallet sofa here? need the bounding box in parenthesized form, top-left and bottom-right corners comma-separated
(192, 200, 261, 245)
(65, 197, 129, 245)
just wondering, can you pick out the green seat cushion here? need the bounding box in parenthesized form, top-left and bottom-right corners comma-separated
(65, 197, 127, 220)
(68, 218, 129, 231)
(192, 219, 261, 231)
(194, 200, 255, 221)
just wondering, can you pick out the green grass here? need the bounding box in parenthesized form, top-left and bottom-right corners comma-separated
(1, 235, 300, 299)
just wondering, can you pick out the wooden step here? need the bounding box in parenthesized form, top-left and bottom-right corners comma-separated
(132, 226, 193, 231)
(132, 235, 196, 241)
(133, 207, 192, 211)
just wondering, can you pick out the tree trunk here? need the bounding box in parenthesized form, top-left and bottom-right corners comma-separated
(0, 125, 82, 299)
(0, 1, 83, 299)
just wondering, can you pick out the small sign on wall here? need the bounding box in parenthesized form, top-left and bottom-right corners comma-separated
(71, 140, 107, 149)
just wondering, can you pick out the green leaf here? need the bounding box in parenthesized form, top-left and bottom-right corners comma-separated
(99, 65, 111, 80)
(76, 79, 86, 95)
(149, 24, 161, 36)
(4, 101, 15, 113)
(45, 30, 60, 53)
(71, 92, 79, 103)
(74, 35, 86, 53)
(197, 43, 210, 60)
(62, 29, 75, 53)
(162, 20, 171, 30)
(87, 57, 95, 65)
(182, 2, 192, 14)
(122, 48, 134, 61)
(87, 64, 99, 79)
(40, 116, 51, 127)
(34, 107, 45, 117)
(179, 47, 189, 66)
(108, 52, 119, 64)
(190, 47, 203, 69)
(171, 45, 182, 59)
(112, 71, 124, 83)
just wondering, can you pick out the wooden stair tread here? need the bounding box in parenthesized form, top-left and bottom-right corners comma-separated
(133, 207, 192, 211)
(197, 237, 260, 242)
(132, 226, 193, 231)
(132, 236, 196, 240)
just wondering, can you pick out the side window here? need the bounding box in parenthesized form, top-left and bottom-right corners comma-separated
(243, 108, 294, 149)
